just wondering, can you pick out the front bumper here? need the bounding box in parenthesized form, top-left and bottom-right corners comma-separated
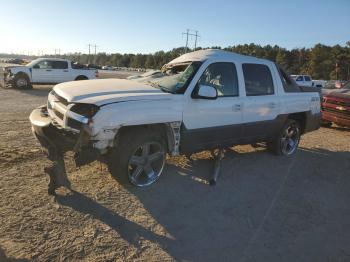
(30, 106, 78, 156)
(0, 69, 14, 87)
(29, 106, 101, 165)
(322, 110, 350, 128)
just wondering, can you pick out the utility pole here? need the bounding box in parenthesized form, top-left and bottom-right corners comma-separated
(194, 30, 199, 50)
(335, 63, 339, 80)
(88, 44, 92, 64)
(93, 44, 98, 64)
(182, 29, 200, 53)
(182, 29, 190, 53)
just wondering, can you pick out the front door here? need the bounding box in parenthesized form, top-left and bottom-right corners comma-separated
(51, 60, 71, 82)
(182, 62, 243, 153)
(31, 60, 55, 83)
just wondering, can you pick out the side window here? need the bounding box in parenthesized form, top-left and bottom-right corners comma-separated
(242, 63, 274, 96)
(197, 62, 238, 97)
(52, 61, 68, 69)
(304, 75, 311, 81)
(296, 75, 303, 81)
(34, 60, 53, 69)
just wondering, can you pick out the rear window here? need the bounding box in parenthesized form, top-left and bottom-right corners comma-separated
(52, 61, 68, 69)
(242, 63, 274, 96)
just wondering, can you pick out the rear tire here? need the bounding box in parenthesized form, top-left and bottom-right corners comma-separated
(107, 129, 167, 187)
(75, 75, 88, 81)
(268, 119, 301, 156)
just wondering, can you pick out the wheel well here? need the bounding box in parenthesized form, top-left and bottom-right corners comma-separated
(115, 124, 170, 151)
(288, 112, 306, 134)
(75, 75, 88, 80)
(15, 72, 29, 79)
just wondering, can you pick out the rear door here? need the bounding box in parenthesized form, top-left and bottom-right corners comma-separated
(51, 61, 71, 82)
(241, 63, 282, 141)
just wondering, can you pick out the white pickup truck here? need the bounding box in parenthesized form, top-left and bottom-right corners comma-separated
(29, 49, 321, 191)
(2, 58, 97, 89)
(291, 74, 314, 87)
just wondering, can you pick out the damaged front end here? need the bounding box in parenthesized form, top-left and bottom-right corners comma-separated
(29, 105, 102, 195)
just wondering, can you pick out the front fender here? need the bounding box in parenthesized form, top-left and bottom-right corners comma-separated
(90, 98, 183, 136)
(10, 67, 31, 81)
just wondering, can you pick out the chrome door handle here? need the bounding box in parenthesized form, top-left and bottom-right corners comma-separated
(233, 104, 241, 111)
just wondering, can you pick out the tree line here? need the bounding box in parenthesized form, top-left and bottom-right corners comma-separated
(2, 43, 350, 80)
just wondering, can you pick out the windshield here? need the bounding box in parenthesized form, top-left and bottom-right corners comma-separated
(26, 59, 41, 67)
(143, 61, 202, 94)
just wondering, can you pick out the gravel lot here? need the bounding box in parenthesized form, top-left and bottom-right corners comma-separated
(0, 81, 350, 261)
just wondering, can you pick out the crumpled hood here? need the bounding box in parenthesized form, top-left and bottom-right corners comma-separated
(53, 78, 172, 106)
(5, 65, 28, 71)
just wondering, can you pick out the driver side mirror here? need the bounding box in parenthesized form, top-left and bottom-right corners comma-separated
(33, 64, 39, 69)
(192, 84, 218, 100)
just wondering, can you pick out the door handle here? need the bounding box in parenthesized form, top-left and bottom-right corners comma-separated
(268, 102, 277, 108)
(46, 69, 52, 72)
(63, 70, 68, 72)
(232, 104, 241, 111)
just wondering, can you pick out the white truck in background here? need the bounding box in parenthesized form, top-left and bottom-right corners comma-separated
(2, 58, 97, 89)
(291, 74, 314, 87)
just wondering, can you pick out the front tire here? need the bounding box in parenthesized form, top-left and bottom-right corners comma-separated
(321, 121, 332, 128)
(269, 119, 301, 156)
(107, 129, 166, 187)
(13, 74, 32, 89)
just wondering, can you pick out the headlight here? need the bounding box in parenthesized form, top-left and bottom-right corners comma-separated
(70, 103, 99, 118)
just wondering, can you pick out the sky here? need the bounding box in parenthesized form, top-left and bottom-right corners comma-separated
(0, 0, 349, 55)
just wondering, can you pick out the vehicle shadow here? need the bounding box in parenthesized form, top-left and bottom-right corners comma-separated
(57, 146, 350, 261)
(0, 247, 29, 262)
(10, 85, 52, 97)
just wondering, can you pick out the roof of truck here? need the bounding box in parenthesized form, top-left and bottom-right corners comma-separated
(168, 49, 270, 65)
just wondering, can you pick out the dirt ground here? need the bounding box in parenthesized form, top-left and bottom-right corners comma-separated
(0, 82, 350, 262)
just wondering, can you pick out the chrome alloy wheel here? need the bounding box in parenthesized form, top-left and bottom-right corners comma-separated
(128, 141, 166, 187)
(16, 77, 28, 88)
(280, 123, 300, 155)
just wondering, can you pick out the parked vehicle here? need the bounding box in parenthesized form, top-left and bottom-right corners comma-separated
(291, 75, 314, 87)
(85, 64, 102, 70)
(2, 58, 97, 89)
(29, 49, 321, 189)
(313, 79, 326, 88)
(102, 66, 113, 70)
(321, 81, 350, 128)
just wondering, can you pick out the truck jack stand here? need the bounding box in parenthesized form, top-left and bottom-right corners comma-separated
(209, 149, 225, 186)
